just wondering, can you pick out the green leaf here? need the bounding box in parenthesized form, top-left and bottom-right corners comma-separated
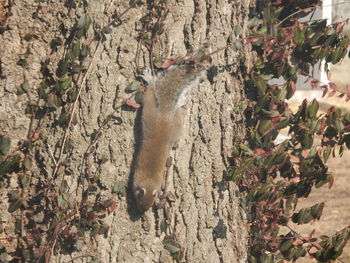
(234, 25, 242, 36)
(310, 32, 323, 46)
(72, 41, 80, 58)
(56, 59, 69, 77)
(258, 119, 272, 135)
(307, 99, 319, 118)
(76, 15, 92, 39)
(248, 17, 261, 29)
(0, 135, 11, 156)
(38, 86, 48, 101)
(17, 58, 27, 67)
(255, 77, 267, 94)
(280, 239, 293, 252)
(311, 202, 324, 219)
(50, 37, 62, 50)
(0, 155, 21, 176)
(9, 190, 21, 201)
(8, 198, 22, 213)
(294, 27, 305, 44)
(112, 181, 127, 196)
(125, 81, 141, 92)
(17, 80, 30, 95)
(67, 89, 78, 103)
(58, 76, 72, 92)
(20, 175, 30, 187)
(232, 146, 240, 157)
(301, 133, 313, 149)
(240, 144, 253, 155)
(334, 120, 344, 133)
(163, 236, 181, 254)
(80, 44, 89, 59)
(47, 93, 62, 108)
(309, 119, 320, 133)
(277, 85, 288, 100)
(323, 145, 332, 163)
(23, 156, 32, 170)
(134, 90, 144, 104)
(328, 47, 344, 64)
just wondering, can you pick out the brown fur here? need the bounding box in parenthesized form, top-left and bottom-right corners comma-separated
(133, 49, 207, 211)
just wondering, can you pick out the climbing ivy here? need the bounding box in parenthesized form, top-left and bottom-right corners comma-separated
(230, 1, 350, 262)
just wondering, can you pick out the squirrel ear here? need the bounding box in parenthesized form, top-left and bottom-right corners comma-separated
(152, 189, 158, 196)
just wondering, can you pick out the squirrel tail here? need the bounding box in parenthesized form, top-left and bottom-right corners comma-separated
(142, 86, 159, 136)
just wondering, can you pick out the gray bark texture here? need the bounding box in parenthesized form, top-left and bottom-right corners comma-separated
(0, 0, 254, 262)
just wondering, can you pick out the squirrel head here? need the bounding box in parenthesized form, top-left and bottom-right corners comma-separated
(133, 181, 158, 212)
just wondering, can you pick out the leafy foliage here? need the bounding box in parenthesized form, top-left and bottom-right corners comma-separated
(230, 1, 350, 262)
(0, 2, 124, 262)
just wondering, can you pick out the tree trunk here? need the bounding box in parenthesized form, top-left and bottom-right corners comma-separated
(0, 0, 254, 262)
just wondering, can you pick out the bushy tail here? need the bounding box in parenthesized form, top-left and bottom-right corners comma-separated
(142, 86, 159, 138)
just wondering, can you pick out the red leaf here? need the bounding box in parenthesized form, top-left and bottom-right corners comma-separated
(309, 246, 319, 254)
(304, 77, 311, 84)
(33, 132, 40, 141)
(160, 59, 175, 69)
(321, 86, 328, 98)
(319, 119, 327, 133)
(336, 22, 345, 33)
(206, 55, 212, 64)
(346, 85, 350, 95)
(293, 239, 304, 246)
(301, 150, 310, 158)
(308, 229, 316, 240)
(245, 35, 261, 45)
(124, 99, 141, 109)
(328, 90, 336, 98)
(310, 79, 319, 89)
(255, 148, 269, 157)
(282, 30, 294, 44)
(328, 81, 337, 90)
(328, 175, 334, 189)
(290, 155, 300, 163)
(289, 80, 296, 97)
(323, 137, 330, 143)
(107, 200, 117, 213)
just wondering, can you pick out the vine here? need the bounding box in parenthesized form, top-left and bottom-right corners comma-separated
(0, 1, 141, 262)
(231, 1, 350, 262)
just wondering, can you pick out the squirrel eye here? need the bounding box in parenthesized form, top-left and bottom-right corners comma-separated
(135, 187, 146, 198)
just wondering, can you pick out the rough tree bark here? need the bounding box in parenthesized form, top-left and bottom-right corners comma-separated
(0, 0, 255, 262)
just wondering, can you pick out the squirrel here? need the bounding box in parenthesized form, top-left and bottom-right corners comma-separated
(132, 46, 210, 212)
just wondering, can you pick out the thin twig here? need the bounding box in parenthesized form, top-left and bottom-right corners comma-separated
(78, 89, 139, 171)
(46, 142, 57, 167)
(286, 224, 321, 249)
(104, 0, 138, 30)
(276, 2, 350, 28)
(62, 254, 97, 263)
(337, 258, 347, 263)
(52, 0, 138, 180)
(51, 40, 101, 180)
(276, 7, 315, 27)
